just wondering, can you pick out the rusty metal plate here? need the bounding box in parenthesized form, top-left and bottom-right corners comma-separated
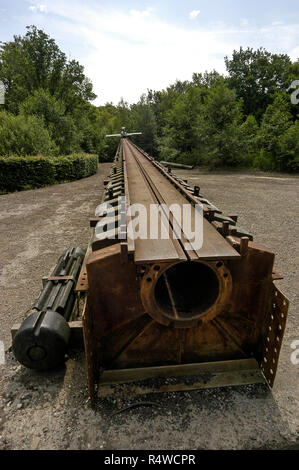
(76, 245, 92, 292)
(98, 358, 265, 397)
(261, 284, 289, 387)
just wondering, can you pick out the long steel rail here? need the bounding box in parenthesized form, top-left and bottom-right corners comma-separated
(122, 139, 240, 264)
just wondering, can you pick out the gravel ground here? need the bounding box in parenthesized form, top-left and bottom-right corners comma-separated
(0, 165, 298, 450)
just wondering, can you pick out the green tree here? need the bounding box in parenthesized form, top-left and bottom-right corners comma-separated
(287, 60, 299, 120)
(256, 93, 293, 170)
(96, 103, 124, 161)
(130, 94, 157, 155)
(20, 88, 80, 154)
(196, 82, 244, 167)
(278, 121, 299, 171)
(240, 115, 259, 165)
(58, 59, 96, 114)
(158, 85, 204, 164)
(0, 110, 57, 156)
(192, 70, 225, 88)
(75, 102, 109, 157)
(225, 47, 292, 120)
(147, 83, 186, 138)
(0, 26, 96, 114)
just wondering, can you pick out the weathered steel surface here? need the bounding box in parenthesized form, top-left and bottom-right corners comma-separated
(124, 139, 240, 263)
(97, 358, 264, 397)
(261, 284, 289, 387)
(80, 139, 289, 404)
(160, 161, 194, 170)
(124, 140, 184, 263)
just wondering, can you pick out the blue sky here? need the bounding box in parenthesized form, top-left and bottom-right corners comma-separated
(0, 1, 298, 105)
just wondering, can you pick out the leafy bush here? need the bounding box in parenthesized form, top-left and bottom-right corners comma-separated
(277, 121, 299, 171)
(20, 89, 81, 155)
(256, 94, 297, 171)
(0, 111, 58, 157)
(0, 154, 98, 193)
(253, 150, 275, 171)
(196, 83, 245, 167)
(0, 156, 56, 192)
(53, 154, 98, 182)
(240, 115, 259, 166)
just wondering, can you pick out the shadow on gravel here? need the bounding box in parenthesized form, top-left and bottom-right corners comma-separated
(2, 350, 67, 408)
(2, 349, 295, 450)
(75, 365, 293, 450)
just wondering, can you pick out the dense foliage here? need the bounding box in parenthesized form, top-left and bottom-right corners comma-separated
(97, 49, 298, 171)
(0, 27, 298, 172)
(148, 57, 299, 170)
(0, 154, 98, 193)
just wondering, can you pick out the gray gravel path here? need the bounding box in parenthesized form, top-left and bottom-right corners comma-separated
(0, 166, 298, 450)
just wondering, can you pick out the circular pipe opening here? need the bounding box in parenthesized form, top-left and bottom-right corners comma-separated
(154, 261, 220, 321)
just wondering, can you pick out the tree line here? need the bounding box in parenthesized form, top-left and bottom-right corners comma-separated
(0, 26, 298, 172)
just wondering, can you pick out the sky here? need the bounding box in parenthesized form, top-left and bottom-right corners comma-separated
(0, 0, 298, 105)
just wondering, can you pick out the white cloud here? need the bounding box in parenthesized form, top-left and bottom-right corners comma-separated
(240, 18, 249, 26)
(32, 2, 234, 104)
(289, 45, 299, 61)
(26, 2, 299, 105)
(29, 4, 48, 13)
(189, 10, 200, 20)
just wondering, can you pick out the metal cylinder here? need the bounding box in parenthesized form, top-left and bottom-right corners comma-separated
(13, 310, 70, 370)
(140, 260, 233, 328)
(13, 247, 85, 370)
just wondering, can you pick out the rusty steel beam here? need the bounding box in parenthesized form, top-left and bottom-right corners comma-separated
(78, 139, 289, 404)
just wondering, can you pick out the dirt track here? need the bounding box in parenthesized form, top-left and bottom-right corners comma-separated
(0, 165, 298, 450)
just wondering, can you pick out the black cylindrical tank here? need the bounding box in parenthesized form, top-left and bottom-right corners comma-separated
(13, 247, 85, 370)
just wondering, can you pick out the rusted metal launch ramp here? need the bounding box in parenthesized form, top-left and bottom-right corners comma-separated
(78, 139, 289, 403)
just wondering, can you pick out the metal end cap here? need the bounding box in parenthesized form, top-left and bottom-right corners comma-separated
(12, 310, 70, 370)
